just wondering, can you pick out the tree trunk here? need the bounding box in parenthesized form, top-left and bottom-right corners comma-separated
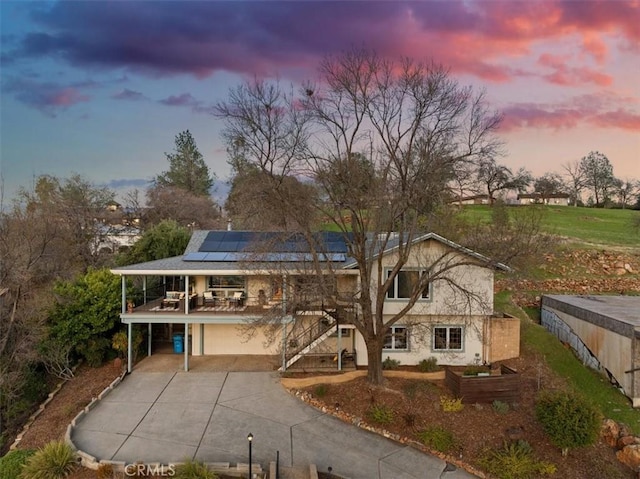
(366, 341, 384, 385)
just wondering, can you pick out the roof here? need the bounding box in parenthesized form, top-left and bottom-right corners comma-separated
(541, 295, 640, 338)
(342, 232, 510, 271)
(518, 193, 570, 199)
(112, 230, 510, 275)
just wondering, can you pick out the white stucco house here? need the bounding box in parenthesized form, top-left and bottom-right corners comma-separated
(111, 230, 519, 373)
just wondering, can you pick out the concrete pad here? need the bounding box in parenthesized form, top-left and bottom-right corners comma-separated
(157, 372, 226, 403)
(74, 401, 152, 435)
(221, 388, 323, 426)
(199, 405, 293, 465)
(72, 370, 479, 479)
(71, 429, 129, 461)
(103, 372, 175, 403)
(133, 402, 212, 446)
(379, 446, 446, 479)
(217, 372, 280, 402)
(113, 435, 198, 464)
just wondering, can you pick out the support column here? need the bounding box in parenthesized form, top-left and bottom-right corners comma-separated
(281, 319, 287, 371)
(184, 322, 189, 372)
(121, 276, 126, 314)
(127, 322, 132, 373)
(148, 323, 152, 357)
(337, 328, 342, 371)
(199, 324, 204, 355)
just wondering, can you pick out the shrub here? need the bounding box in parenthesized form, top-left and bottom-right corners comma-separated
(0, 449, 36, 479)
(19, 440, 77, 479)
(313, 384, 328, 398)
(368, 404, 394, 425)
(95, 463, 115, 479)
(462, 365, 488, 376)
(479, 440, 556, 479)
(417, 426, 458, 453)
(439, 396, 464, 412)
(382, 356, 400, 370)
(173, 459, 218, 479)
(417, 357, 439, 373)
(492, 400, 510, 414)
(535, 390, 602, 456)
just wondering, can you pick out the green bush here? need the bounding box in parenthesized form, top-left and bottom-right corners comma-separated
(0, 449, 36, 479)
(417, 426, 458, 453)
(382, 356, 400, 370)
(417, 357, 439, 373)
(173, 459, 218, 479)
(492, 400, 510, 414)
(462, 365, 488, 376)
(368, 404, 394, 425)
(19, 441, 77, 479)
(535, 390, 602, 456)
(313, 384, 328, 398)
(479, 440, 556, 479)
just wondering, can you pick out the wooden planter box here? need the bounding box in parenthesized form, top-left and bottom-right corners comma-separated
(445, 365, 520, 403)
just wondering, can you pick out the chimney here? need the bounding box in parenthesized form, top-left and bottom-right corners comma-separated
(227, 219, 232, 231)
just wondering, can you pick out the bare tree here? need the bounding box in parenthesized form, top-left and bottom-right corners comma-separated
(533, 172, 566, 203)
(561, 159, 586, 207)
(614, 178, 638, 210)
(475, 159, 531, 204)
(145, 185, 222, 229)
(216, 49, 504, 384)
(579, 151, 615, 207)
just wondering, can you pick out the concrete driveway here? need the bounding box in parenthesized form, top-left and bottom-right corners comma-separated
(71, 370, 475, 479)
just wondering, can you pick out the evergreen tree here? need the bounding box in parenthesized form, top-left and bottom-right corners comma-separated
(155, 130, 215, 196)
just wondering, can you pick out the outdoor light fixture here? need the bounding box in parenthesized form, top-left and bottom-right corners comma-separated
(247, 433, 253, 479)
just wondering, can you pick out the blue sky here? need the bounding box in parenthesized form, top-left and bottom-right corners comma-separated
(1, 1, 638, 203)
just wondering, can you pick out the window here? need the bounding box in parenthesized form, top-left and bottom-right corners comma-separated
(433, 326, 463, 351)
(386, 270, 430, 299)
(207, 275, 245, 290)
(384, 326, 408, 351)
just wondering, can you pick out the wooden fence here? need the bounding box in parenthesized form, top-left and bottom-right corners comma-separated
(445, 365, 520, 403)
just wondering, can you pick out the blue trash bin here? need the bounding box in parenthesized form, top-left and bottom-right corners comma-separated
(173, 333, 184, 354)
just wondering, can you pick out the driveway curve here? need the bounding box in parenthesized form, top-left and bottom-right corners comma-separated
(71, 371, 475, 479)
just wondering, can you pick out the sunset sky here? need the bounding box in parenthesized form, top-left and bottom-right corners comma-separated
(1, 1, 638, 202)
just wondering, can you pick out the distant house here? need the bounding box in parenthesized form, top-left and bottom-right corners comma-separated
(541, 295, 640, 407)
(452, 194, 494, 205)
(111, 230, 519, 373)
(517, 193, 570, 206)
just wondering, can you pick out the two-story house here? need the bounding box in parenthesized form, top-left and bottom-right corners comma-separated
(111, 230, 519, 373)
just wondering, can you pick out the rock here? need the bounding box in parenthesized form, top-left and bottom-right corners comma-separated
(625, 263, 634, 273)
(602, 419, 621, 447)
(615, 268, 627, 276)
(615, 261, 625, 269)
(617, 435, 640, 449)
(617, 444, 640, 470)
(620, 423, 634, 438)
(505, 426, 524, 441)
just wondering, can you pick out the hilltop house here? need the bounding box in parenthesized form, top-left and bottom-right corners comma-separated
(517, 193, 570, 206)
(111, 231, 519, 372)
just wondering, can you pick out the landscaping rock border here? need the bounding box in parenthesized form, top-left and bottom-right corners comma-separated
(602, 418, 640, 472)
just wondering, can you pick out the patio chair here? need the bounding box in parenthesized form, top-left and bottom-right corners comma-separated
(229, 291, 244, 308)
(203, 291, 217, 306)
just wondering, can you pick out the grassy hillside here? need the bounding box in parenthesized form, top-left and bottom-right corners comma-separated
(458, 205, 640, 247)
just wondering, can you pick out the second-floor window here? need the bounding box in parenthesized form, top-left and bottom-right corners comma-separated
(386, 270, 430, 300)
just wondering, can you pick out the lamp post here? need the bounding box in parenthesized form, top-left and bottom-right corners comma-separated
(247, 432, 253, 479)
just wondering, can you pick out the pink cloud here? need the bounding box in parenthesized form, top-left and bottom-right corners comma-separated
(590, 110, 640, 131)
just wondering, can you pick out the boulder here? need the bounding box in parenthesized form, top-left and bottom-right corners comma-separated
(602, 419, 621, 447)
(616, 444, 640, 471)
(615, 268, 627, 276)
(625, 263, 634, 273)
(620, 423, 634, 438)
(617, 435, 640, 449)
